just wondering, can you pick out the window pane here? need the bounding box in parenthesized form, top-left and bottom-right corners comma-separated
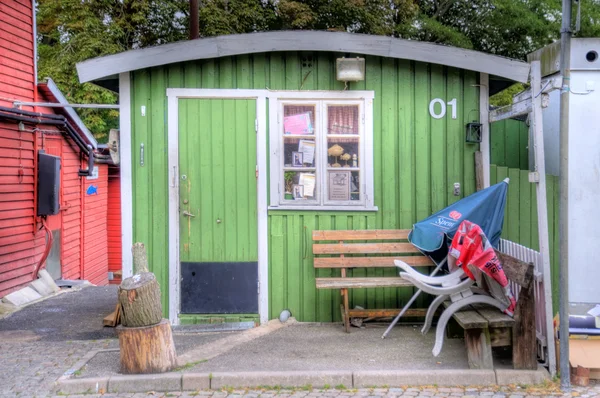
(283, 105, 315, 136)
(326, 170, 360, 201)
(284, 171, 317, 201)
(326, 138, 359, 168)
(284, 137, 316, 167)
(327, 105, 359, 135)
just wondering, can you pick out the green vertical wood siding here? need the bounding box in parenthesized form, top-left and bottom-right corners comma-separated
(490, 165, 560, 312)
(490, 119, 529, 170)
(129, 52, 480, 321)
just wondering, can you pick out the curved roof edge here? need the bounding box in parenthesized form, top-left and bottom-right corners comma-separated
(76, 31, 530, 84)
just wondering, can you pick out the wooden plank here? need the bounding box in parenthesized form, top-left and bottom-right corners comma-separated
(444, 302, 489, 329)
(312, 229, 410, 241)
(452, 310, 489, 330)
(475, 151, 484, 191)
(489, 327, 512, 347)
(512, 277, 538, 370)
(315, 277, 413, 289)
(313, 255, 433, 268)
(348, 308, 427, 318)
(472, 304, 515, 328)
(496, 251, 534, 288)
(464, 328, 494, 369)
(313, 242, 419, 255)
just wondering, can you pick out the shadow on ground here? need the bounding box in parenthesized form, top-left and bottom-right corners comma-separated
(0, 286, 118, 341)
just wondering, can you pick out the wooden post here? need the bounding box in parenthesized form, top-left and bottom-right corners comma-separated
(475, 151, 484, 191)
(464, 327, 494, 369)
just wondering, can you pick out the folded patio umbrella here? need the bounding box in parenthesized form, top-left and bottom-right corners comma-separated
(408, 178, 509, 262)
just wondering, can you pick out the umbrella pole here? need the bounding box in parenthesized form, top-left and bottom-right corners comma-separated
(382, 257, 448, 339)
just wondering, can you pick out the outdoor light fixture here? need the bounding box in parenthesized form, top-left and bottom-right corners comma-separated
(336, 58, 366, 82)
(465, 122, 483, 143)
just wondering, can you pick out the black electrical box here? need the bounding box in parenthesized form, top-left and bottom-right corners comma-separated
(37, 151, 61, 216)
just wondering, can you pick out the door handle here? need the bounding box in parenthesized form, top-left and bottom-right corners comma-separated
(182, 210, 195, 218)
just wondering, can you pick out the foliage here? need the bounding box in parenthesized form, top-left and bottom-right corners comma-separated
(37, 0, 600, 141)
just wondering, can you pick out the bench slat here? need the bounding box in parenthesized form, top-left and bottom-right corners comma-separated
(312, 229, 410, 241)
(443, 302, 489, 329)
(348, 308, 427, 318)
(472, 304, 515, 328)
(314, 256, 433, 268)
(313, 242, 419, 255)
(315, 277, 413, 289)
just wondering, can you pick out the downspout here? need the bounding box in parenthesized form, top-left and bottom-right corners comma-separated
(558, 0, 571, 391)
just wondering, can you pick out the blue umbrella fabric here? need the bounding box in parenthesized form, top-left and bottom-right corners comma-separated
(408, 178, 509, 260)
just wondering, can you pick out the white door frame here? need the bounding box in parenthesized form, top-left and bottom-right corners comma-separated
(166, 89, 269, 326)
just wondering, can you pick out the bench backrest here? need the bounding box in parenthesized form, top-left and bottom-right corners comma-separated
(312, 229, 434, 269)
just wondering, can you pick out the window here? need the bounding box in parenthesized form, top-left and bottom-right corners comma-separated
(269, 92, 376, 211)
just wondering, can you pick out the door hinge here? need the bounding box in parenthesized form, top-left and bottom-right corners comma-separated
(255, 165, 259, 179)
(255, 118, 258, 133)
(257, 280, 260, 294)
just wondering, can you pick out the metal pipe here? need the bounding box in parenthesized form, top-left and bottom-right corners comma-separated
(190, 0, 199, 40)
(13, 101, 120, 109)
(0, 105, 65, 120)
(559, 0, 571, 391)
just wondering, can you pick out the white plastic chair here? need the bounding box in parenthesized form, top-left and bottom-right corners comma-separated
(395, 259, 508, 356)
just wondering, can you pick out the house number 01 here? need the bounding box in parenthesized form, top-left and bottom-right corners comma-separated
(429, 98, 457, 119)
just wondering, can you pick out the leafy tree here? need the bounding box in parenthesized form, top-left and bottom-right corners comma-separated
(37, 0, 600, 140)
(37, 0, 188, 142)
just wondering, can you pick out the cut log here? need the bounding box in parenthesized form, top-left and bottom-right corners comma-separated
(132, 242, 149, 274)
(117, 319, 177, 374)
(118, 272, 162, 327)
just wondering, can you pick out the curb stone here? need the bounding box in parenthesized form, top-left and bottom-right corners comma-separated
(353, 369, 497, 387)
(182, 373, 211, 390)
(108, 373, 182, 393)
(210, 371, 353, 389)
(55, 376, 108, 395)
(54, 368, 556, 394)
(494, 367, 550, 385)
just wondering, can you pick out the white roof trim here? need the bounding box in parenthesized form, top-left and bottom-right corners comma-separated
(77, 31, 530, 84)
(45, 78, 98, 149)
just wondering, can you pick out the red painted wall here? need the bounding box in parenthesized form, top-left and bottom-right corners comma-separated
(0, 0, 110, 297)
(82, 163, 108, 286)
(107, 166, 122, 284)
(0, 0, 35, 105)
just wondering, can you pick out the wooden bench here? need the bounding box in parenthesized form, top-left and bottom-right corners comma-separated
(446, 252, 537, 370)
(312, 229, 435, 332)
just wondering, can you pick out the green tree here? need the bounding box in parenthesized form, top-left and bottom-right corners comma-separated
(37, 0, 188, 142)
(38, 0, 600, 141)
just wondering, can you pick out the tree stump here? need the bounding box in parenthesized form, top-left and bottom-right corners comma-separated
(117, 319, 177, 374)
(118, 272, 162, 327)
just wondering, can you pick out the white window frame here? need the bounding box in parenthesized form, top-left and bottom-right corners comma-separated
(268, 91, 376, 211)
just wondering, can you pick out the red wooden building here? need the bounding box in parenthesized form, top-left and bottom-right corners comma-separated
(0, 0, 117, 298)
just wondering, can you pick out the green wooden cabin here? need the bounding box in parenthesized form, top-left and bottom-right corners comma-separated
(77, 31, 530, 325)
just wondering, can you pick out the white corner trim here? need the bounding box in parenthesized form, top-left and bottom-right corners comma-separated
(256, 97, 269, 325)
(119, 72, 133, 279)
(167, 94, 180, 325)
(166, 88, 269, 325)
(479, 73, 491, 188)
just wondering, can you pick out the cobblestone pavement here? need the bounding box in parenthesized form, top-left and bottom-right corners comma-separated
(1, 338, 599, 398)
(0, 339, 116, 397)
(1, 339, 599, 397)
